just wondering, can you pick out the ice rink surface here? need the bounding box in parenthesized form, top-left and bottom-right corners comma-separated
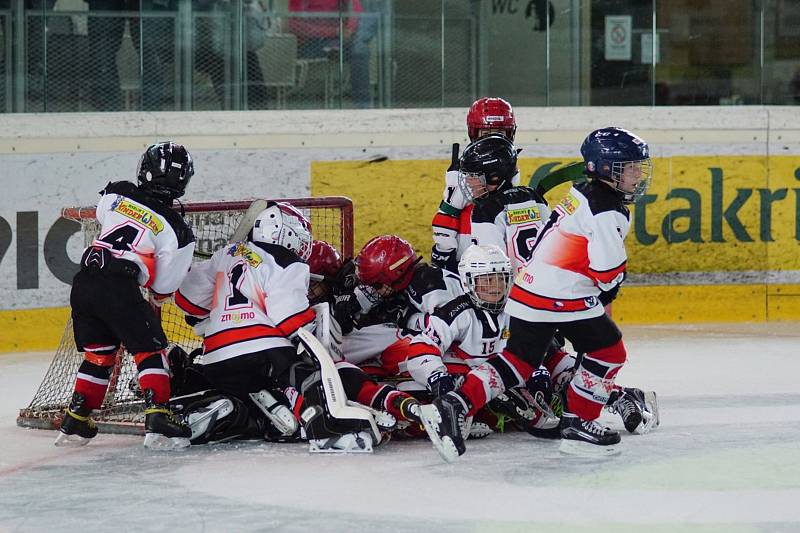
(1, 322, 799, 533)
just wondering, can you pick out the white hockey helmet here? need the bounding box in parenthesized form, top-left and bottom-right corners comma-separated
(458, 244, 512, 313)
(251, 202, 313, 261)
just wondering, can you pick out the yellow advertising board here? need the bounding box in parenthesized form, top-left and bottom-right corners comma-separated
(311, 155, 800, 322)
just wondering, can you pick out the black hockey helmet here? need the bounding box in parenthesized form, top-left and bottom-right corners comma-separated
(137, 141, 194, 201)
(457, 133, 518, 202)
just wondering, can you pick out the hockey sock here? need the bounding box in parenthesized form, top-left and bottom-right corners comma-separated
(134, 351, 171, 404)
(566, 339, 626, 420)
(74, 347, 116, 410)
(460, 349, 534, 416)
(544, 349, 577, 391)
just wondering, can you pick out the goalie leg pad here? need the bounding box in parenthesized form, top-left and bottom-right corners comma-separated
(295, 329, 382, 451)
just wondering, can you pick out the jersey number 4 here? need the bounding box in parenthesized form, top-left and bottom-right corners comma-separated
(98, 224, 141, 251)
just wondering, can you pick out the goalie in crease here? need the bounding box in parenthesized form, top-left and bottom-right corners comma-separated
(172, 208, 425, 451)
(56, 141, 196, 450)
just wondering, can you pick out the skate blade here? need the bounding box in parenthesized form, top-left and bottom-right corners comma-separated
(418, 405, 462, 463)
(308, 433, 374, 453)
(54, 431, 92, 447)
(559, 438, 621, 457)
(632, 391, 660, 435)
(144, 433, 191, 451)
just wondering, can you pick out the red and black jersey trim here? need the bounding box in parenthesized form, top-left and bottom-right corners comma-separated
(275, 307, 316, 337)
(588, 260, 626, 284)
(175, 290, 210, 317)
(204, 324, 285, 353)
(509, 284, 598, 312)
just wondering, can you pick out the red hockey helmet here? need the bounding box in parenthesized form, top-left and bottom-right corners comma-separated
(355, 235, 420, 292)
(466, 97, 516, 142)
(308, 240, 343, 280)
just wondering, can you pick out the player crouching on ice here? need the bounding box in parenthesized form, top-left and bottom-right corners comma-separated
(172, 206, 423, 452)
(55, 141, 196, 450)
(420, 127, 660, 462)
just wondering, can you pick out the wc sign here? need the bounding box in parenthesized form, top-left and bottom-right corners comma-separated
(605, 15, 632, 61)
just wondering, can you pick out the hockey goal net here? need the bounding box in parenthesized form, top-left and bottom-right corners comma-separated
(18, 197, 353, 435)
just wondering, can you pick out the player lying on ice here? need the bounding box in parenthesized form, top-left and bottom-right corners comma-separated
(171, 202, 425, 452)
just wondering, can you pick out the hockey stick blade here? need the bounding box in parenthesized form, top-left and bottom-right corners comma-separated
(527, 161, 586, 196)
(193, 199, 268, 259)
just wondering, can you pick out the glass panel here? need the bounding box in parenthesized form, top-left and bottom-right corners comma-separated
(588, 0, 654, 105)
(549, 0, 582, 106)
(442, 0, 472, 107)
(764, 0, 800, 104)
(392, 0, 442, 108)
(656, 0, 760, 105)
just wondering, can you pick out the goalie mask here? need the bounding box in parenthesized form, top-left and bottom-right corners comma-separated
(307, 240, 343, 305)
(466, 97, 516, 142)
(136, 141, 194, 201)
(355, 235, 421, 295)
(580, 127, 652, 204)
(251, 202, 313, 261)
(458, 134, 518, 203)
(458, 244, 512, 313)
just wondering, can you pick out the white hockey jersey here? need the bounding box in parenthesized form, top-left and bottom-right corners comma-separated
(401, 294, 510, 387)
(89, 181, 195, 295)
(505, 181, 630, 323)
(431, 150, 523, 273)
(433, 184, 549, 277)
(175, 241, 315, 365)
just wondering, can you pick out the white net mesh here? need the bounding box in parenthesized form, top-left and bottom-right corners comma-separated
(18, 198, 352, 433)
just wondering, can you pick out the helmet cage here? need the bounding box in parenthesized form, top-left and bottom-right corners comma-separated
(458, 245, 513, 313)
(457, 171, 490, 203)
(252, 203, 313, 261)
(609, 159, 653, 204)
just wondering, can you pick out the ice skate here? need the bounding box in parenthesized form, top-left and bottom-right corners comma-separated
(608, 387, 659, 434)
(559, 412, 621, 456)
(143, 389, 191, 450)
(54, 393, 98, 447)
(419, 391, 469, 462)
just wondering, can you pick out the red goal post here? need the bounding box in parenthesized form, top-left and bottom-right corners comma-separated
(18, 196, 353, 434)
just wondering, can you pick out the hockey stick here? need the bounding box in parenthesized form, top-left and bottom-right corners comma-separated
(527, 161, 586, 196)
(193, 198, 268, 259)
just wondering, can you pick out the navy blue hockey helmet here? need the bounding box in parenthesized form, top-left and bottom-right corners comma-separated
(137, 141, 194, 201)
(458, 133, 518, 202)
(580, 127, 652, 204)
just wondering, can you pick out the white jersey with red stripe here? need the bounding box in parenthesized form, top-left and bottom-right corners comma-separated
(175, 241, 315, 365)
(431, 145, 523, 273)
(90, 181, 195, 295)
(401, 294, 510, 386)
(505, 181, 630, 323)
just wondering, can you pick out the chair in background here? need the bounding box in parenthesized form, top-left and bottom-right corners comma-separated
(256, 33, 298, 109)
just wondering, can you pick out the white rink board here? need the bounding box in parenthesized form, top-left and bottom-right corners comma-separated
(1, 322, 799, 532)
(2, 106, 800, 311)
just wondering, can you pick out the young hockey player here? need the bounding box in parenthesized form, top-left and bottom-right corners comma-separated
(420, 127, 658, 461)
(432, 133, 550, 275)
(56, 141, 196, 450)
(387, 244, 558, 438)
(431, 97, 522, 272)
(174, 201, 315, 443)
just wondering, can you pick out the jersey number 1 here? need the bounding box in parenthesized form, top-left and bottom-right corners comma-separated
(227, 263, 249, 307)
